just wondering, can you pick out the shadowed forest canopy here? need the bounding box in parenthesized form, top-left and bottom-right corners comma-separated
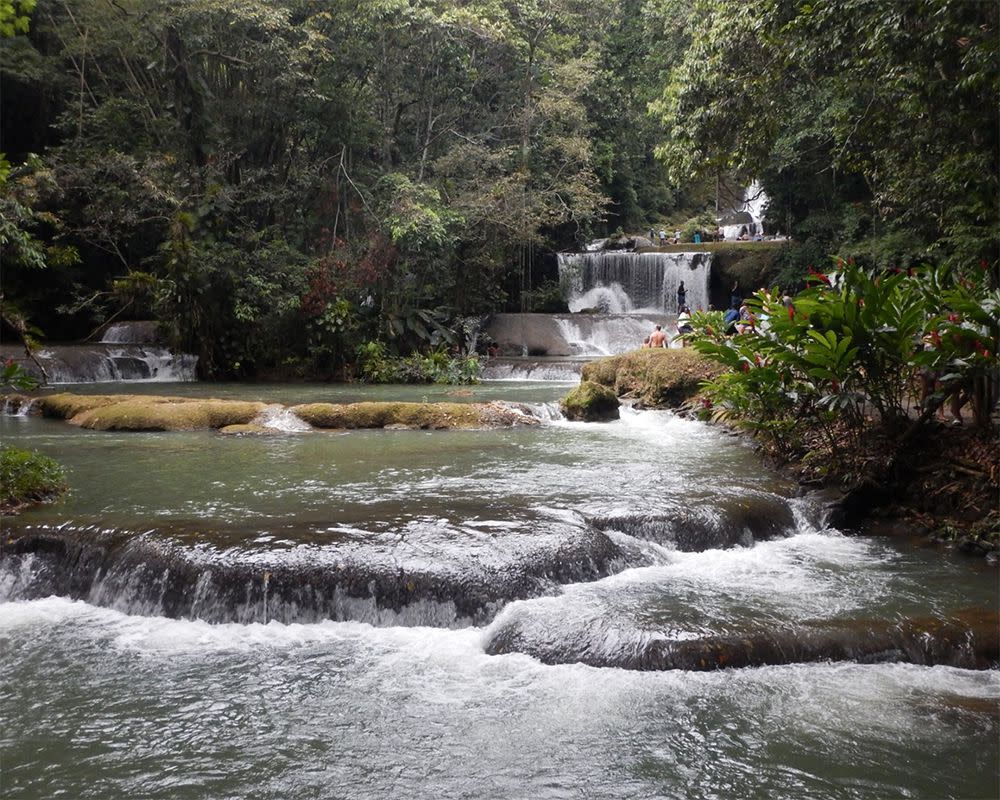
(1, 0, 996, 378)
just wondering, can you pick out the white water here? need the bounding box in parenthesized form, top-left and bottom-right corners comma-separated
(480, 359, 583, 381)
(720, 180, 769, 240)
(253, 404, 313, 432)
(11, 345, 199, 383)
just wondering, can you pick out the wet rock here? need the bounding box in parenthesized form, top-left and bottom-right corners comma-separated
(291, 400, 535, 430)
(485, 609, 1000, 671)
(589, 493, 796, 551)
(560, 381, 620, 422)
(0, 521, 628, 626)
(218, 424, 276, 436)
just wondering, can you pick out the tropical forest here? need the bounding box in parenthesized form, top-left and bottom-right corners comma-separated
(1, 1, 998, 798)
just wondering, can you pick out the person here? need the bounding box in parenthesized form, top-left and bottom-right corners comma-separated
(648, 227, 655, 243)
(641, 336, 651, 349)
(649, 324, 667, 348)
(723, 302, 740, 335)
(735, 304, 754, 335)
(658, 229, 667, 246)
(919, 332, 964, 425)
(693, 231, 702, 244)
(730, 280, 741, 309)
(676, 280, 686, 312)
(675, 306, 693, 347)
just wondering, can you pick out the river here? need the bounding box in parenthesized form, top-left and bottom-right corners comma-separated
(1, 381, 997, 799)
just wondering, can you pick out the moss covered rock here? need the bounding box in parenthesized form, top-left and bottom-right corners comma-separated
(291, 400, 534, 430)
(38, 392, 123, 419)
(581, 349, 725, 409)
(37, 394, 266, 431)
(560, 381, 621, 422)
(22, 393, 537, 433)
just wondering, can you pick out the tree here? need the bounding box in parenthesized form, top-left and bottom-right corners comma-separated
(653, 0, 1000, 267)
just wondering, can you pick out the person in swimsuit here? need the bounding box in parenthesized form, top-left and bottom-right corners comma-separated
(649, 325, 668, 348)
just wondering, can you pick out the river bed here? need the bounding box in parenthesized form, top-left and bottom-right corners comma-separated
(1, 381, 997, 799)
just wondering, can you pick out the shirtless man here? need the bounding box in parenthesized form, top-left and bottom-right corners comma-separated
(649, 325, 668, 348)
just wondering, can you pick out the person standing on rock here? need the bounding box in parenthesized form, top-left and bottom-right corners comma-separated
(676, 280, 687, 312)
(649, 325, 667, 348)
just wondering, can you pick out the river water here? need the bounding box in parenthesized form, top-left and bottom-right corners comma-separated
(1, 382, 997, 799)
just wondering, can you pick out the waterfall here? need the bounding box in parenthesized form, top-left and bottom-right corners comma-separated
(24, 346, 198, 383)
(100, 321, 161, 344)
(720, 181, 769, 240)
(558, 251, 712, 313)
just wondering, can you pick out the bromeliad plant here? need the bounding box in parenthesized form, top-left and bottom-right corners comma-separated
(689, 259, 998, 476)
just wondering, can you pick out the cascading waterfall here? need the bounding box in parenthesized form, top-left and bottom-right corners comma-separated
(0, 321, 197, 384)
(558, 251, 712, 314)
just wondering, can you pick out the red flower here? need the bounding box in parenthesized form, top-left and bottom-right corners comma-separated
(847, 256, 854, 265)
(741, 362, 751, 372)
(787, 306, 795, 320)
(981, 259, 989, 271)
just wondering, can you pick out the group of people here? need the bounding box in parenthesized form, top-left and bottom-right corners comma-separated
(649, 228, 681, 246)
(640, 280, 760, 348)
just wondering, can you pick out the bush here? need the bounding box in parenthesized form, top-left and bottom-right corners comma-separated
(691, 258, 999, 475)
(355, 342, 480, 385)
(1, 446, 66, 511)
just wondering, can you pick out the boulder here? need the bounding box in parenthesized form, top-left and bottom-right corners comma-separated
(581, 348, 725, 408)
(560, 381, 620, 422)
(290, 400, 536, 430)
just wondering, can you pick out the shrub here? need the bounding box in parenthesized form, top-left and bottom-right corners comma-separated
(1, 446, 66, 510)
(691, 258, 999, 475)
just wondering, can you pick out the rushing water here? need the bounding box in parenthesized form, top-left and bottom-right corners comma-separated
(1, 382, 997, 799)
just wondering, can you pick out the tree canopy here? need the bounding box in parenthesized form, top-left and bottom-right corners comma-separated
(1, 0, 996, 378)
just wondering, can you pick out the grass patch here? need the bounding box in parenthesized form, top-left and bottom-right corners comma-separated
(581, 349, 725, 408)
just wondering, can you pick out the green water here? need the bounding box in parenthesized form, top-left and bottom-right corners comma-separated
(1, 382, 997, 799)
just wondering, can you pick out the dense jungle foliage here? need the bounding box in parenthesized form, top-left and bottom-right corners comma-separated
(1, 0, 997, 380)
(689, 260, 998, 475)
